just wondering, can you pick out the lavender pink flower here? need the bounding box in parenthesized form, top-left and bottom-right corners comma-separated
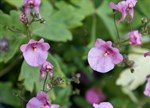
(110, 0, 137, 23)
(144, 75, 150, 97)
(129, 30, 142, 46)
(144, 52, 150, 57)
(85, 87, 105, 104)
(20, 38, 50, 67)
(88, 39, 123, 73)
(24, 0, 41, 18)
(93, 102, 113, 108)
(26, 91, 59, 108)
(40, 61, 54, 80)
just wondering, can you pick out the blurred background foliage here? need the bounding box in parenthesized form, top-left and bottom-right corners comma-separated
(0, 0, 150, 108)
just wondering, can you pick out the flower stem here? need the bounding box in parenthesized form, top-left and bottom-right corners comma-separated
(43, 72, 48, 91)
(113, 11, 120, 43)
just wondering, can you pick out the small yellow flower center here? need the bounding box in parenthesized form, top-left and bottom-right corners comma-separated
(41, 106, 45, 108)
(33, 48, 37, 51)
(104, 52, 108, 56)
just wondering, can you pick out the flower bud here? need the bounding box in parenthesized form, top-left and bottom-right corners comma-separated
(141, 17, 148, 24)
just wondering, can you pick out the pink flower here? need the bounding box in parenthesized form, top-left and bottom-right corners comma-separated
(93, 102, 113, 108)
(24, 0, 41, 18)
(26, 91, 60, 108)
(110, 0, 137, 23)
(129, 30, 142, 46)
(144, 52, 150, 57)
(20, 39, 50, 67)
(88, 39, 123, 73)
(85, 87, 105, 104)
(40, 61, 53, 80)
(144, 75, 150, 97)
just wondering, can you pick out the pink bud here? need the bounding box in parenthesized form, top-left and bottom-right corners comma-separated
(129, 30, 142, 46)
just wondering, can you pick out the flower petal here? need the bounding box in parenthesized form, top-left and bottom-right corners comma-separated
(26, 97, 43, 108)
(23, 47, 48, 67)
(51, 104, 60, 108)
(88, 48, 114, 73)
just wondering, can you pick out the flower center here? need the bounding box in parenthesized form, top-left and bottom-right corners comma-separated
(134, 35, 137, 40)
(33, 47, 37, 51)
(104, 52, 108, 56)
(41, 106, 45, 108)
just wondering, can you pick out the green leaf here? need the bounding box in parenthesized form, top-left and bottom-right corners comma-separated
(73, 96, 92, 108)
(111, 98, 136, 108)
(96, 1, 117, 40)
(136, 0, 150, 18)
(0, 10, 25, 63)
(54, 86, 72, 108)
(32, 0, 94, 42)
(0, 82, 20, 107)
(18, 53, 67, 92)
(4, 0, 23, 7)
(117, 48, 150, 90)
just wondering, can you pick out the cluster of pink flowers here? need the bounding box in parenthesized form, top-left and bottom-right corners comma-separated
(20, 38, 54, 81)
(20, 38, 59, 108)
(110, 0, 142, 46)
(110, 0, 137, 23)
(19, 1, 59, 108)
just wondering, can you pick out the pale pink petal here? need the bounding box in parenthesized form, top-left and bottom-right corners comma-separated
(93, 102, 113, 108)
(95, 39, 105, 48)
(51, 104, 60, 108)
(88, 48, 114, 73)
(128, 9, 134, 23)
(36, 91, 50, 105)
(110, 2, 118, 10)
(23, 47, 48, 67)
(144, 77, 150, 97)
(26, 97, 43, 108)
(118, 10, 127, 23)
(111, 48, 123, 64)
(20, 44, 28, 52)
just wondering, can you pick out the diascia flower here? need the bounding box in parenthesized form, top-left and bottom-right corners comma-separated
(24, 0, 41, 18)
(110, 0, 137, 23)
(129, 30, 142, 46)
(20, 39, 50, 67)
(26, 91, 59, 108)
(88, 39, 123, 73)
(40, 61, 53, 80)
(85, 87, 105, 104)
(144, 75, 150, 97)
(93, 102, 113, 108)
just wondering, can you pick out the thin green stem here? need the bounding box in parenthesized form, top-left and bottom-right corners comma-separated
(130, 23, 133, 31)
(43, 72, 48, 91)
(113, 11, 120, 41)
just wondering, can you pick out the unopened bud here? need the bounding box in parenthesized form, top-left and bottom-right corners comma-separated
(141, 17, 148, 24)
(20, 13, 27, 24)
(40, 18, 46, 24)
